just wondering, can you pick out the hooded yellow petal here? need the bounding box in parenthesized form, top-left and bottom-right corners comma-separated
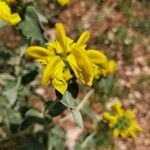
(0, 2, 21, 25)
(128, 130, 137, 140)
(41, 56, 61, 86)
(47, 41, 64, 54)
(52, 61, 68, 94)
(9, 13, 21, 25)
(77, 31, 90, 48)
(112, 102, 123, 116)
(67, 47, 93, 86)
(134, 126, 142, 132)
(52, 78, 67, 94)
(55, 23, 67, 53)
(57, 0, 70, 6)
(66, 54, 81, 79)
(63, 69, 72, 81)
(55, 23, 73, 54)
(103, 112, 117, 126)
(113, 129, 120, 138)
(86, 49, 108, 69)
(26, 46, 49, 59)
(125, 110, 135, 119)
(121, 131, 128, 139)
(107, 60, 117, 74)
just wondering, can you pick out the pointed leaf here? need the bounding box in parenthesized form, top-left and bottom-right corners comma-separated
(71, 109, 83, 128)
(61, 91, 77, 109)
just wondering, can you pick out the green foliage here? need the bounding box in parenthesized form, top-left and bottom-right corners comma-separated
(117, 0, 133, 17)
(71, 109, 83, 128)
(18, 6, 46, 44)
(132, 17, 150, 36)
(94, 76, 116, 103)
(21, 69, 39, 85)
(114, 26, 134, 64)
(45, 101, 67, 117)
(95, 121, 114, 148)
(1, 0, 145, 149)
(61, 91, 77, 109)
(48, 126, 66, 150)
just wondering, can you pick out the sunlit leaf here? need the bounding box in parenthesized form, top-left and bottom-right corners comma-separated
(18, 6, 46, 44)
(61, 91, 77, 109)
(71, 109, 83, 128)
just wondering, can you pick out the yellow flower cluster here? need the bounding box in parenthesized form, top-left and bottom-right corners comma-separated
(0, 1, 21, 25)
(103, 102, 142, 139)
(26, 23, 116, 94)
(57, 0, 70, 6)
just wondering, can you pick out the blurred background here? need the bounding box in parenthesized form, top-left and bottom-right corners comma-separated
(0, 0, 149, 149)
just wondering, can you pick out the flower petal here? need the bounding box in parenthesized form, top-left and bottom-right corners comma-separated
(103, 112, 117, 126)
(9, 13, 21, 25)
(113, 129, 120, 138)
(0, 2, 21, 25)
(107, 60, 117, 74)
(26, 46, 49, 59)
(86, 49, 108, 69)
(77, 31, 90, 48)
(112, 102, 123, 116)
(55, 23, 67, 52)
(52, 61, 68, 94)
(57, 0, 70, 6)
(41, 56, 61, 86)
(67, 47, 93, 86)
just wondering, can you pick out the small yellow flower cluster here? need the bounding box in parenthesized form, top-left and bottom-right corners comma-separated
(0, 1, 21, 25)
(103, 102, 142, 139)
(26, 23, 116, 94)
(57, 0, 70, 6)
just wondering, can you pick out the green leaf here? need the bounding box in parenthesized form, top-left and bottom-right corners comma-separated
(96, 121, 114, 148)
(61, 91, 77, 109)
(95, 76, 116, 103)
(3, 87, 17, 106)
(48, 126, 65, 150)
(71, 109, 83, 128)
(25, 109, 42, 118)
(45, 101, 66, 117)
(21, 69, 39, 85)
(68, 81, 79, 98)
(3, 78, 21, 106)
(20, 117, 45, 130)
(81, 102, 96, 122)
(0, 97, 22, 124)
(18, 6, 46, 44)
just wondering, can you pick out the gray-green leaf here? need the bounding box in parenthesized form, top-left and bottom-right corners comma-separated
(71, 109, 83, 128)
(61, 91, 77, 109)
(18, 6, 46, 44)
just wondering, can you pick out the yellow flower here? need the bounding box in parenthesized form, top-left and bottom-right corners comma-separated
(103, 102, 142, 139)
(71, 31, 109, 81)
(95, 60, 117, 79)
(26, 23, 94, 94)
(0, 1, 21, 25)
(26, 23, 113, 94)
(57, 0, 70, 6)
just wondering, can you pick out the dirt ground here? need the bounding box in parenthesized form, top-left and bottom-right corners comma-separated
(54, 0, 150, 149)
(0, 0, 149, 149)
